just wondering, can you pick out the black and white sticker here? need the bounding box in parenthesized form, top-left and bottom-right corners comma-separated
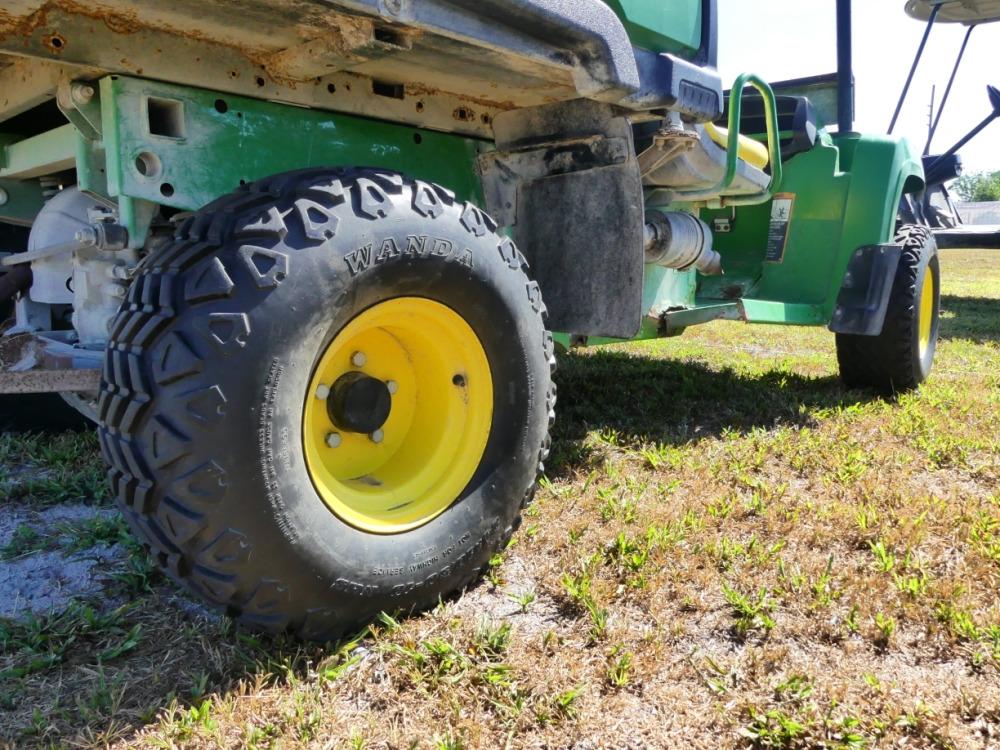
(765, 193, 795, 264)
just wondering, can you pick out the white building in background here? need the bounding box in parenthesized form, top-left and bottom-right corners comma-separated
(958, 202, 1000, 225)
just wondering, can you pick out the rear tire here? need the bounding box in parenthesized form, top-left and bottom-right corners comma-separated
(836, 225, 940, 394)
(98, 168, 555, 641)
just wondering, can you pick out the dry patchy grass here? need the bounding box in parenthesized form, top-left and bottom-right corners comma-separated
(1, 249, 998, 749)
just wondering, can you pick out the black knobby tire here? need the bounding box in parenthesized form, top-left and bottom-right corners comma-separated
(98, 168, 555, 640)
(836, 225, 940, 394)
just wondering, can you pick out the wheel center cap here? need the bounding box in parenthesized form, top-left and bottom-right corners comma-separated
(327, 372, 392, 434)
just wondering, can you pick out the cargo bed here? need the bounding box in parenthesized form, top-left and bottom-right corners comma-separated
(0, 0, 723, 138)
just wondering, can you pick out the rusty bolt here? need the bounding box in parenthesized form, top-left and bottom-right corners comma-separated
(384, 0, 403, 14)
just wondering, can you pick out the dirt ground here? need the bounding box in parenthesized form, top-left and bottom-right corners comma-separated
(0, 249, 997, 749)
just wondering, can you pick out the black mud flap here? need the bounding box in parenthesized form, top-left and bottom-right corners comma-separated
(829, 243, 902, 336)
(479, 99, 644, 339)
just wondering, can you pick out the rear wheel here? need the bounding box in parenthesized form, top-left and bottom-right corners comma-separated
(836, 225, 940, 394)
(98, 168, 555, 640)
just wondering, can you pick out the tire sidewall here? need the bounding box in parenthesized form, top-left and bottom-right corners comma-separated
(116, 170, 550, 628)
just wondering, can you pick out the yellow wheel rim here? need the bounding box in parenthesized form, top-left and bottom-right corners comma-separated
(918, 269, 935, 358)
(303, 298, 493, 534)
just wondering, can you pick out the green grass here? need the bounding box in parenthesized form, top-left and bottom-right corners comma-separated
(0, 431, 109, 506)
(0, 514, 132, 561)
(0, 249, 998, 748)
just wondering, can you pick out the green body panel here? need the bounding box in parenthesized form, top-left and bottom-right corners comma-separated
(692, 132, 923, 325)
(0, 71, 924, 344)
(602, 0, 702, 56)
(98, 76, 484, 231)
(560, 128, 922, 349)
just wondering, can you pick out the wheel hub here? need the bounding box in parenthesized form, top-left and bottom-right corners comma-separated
(303, 297, 494, 534)
(327, 372, 392, 434)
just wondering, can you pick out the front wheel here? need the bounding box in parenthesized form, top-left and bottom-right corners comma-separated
(836, 225, 940, 394)
(98, 168, 555, 640)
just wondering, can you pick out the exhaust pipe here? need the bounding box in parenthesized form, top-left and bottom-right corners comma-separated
(644, 210, 723, 275)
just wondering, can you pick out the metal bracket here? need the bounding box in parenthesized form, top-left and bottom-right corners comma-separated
(713, 207, 736, 234)
(56, 81, 103, 141)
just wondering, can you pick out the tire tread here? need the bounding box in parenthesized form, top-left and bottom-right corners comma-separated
(99, 169, 553, 638)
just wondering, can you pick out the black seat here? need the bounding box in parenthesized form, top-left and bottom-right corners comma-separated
(718, 94, 819, 161)
(923, 153, 962, 186)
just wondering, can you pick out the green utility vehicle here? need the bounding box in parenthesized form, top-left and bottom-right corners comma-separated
(897, 0, 1000, 248)
(0, 0, 939, 639)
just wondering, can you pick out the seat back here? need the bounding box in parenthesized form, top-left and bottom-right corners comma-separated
(718, 94, 819, 161)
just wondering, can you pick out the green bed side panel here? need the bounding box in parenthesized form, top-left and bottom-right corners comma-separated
(99, 76, 484, 215)
(698, 133, 923, 325)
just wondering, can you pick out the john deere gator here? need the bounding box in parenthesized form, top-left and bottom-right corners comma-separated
(0, 0, 939, 639)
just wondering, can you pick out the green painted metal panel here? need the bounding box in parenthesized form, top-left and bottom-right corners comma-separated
(738, 299, 825, 326)
(603, 0, 702, 55)
(816, 133, 923, 318)
(752, 142, 850, 305)
(694, 132, 923, 326)
(100, 76, 485, 215)
(0, 134, 20, 170)
(644, 263, 697, 317)
(0, 124, 76, 179)
(75, 132, 108, 199)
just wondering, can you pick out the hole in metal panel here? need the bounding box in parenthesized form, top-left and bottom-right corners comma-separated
(134, 151, 161, 178)
(373, 27, 406, 46)
(372, 80, 405, 100)
(147, 97, 185, 138)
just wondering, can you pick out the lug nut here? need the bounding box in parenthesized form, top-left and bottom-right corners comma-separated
(386, 380, 399, 395)
(316, 384, 331, 400)
(325, 432, 342, 448)
(370, 429, 385, 444)
(351, 351, 367, 368)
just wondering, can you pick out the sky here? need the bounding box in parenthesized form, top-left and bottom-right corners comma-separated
(717, 0, 1000, 174)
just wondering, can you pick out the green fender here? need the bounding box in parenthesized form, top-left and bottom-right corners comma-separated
(823, 133, 925, 320)
(696, 131, 925, 327)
